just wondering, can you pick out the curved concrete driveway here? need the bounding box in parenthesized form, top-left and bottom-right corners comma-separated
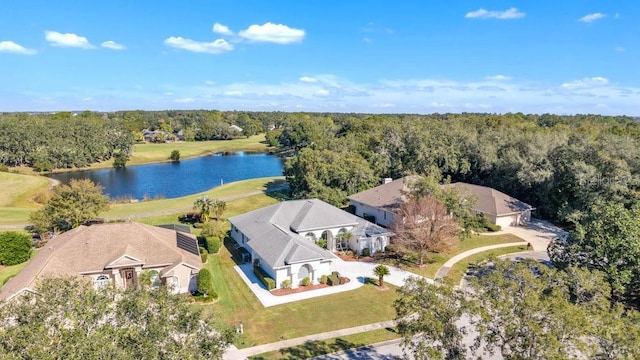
(435, 219, 566, 279)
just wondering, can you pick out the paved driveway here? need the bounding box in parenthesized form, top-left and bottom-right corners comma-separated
(501, 218, 567, 251)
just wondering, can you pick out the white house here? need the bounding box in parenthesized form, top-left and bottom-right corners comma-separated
(349, 177, 534, 228)
(228, 199, 392, 289)
(0, 222, 202, 301)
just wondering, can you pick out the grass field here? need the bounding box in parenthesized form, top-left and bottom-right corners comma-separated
(0, 172, 49, 208)
(250, 328, 400, 359)
(443, 245, 528, 284)
(380, 233, 525, 279)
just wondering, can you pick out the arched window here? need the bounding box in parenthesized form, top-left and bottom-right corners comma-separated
(94, 275, 110, 288)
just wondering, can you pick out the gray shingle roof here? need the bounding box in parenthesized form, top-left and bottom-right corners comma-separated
(229, 199, 391, 269)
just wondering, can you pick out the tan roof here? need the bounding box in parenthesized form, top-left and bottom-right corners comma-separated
(348, 176, 533, 217)
(443, 183, 534, 217)
(347, 176, 420, 210)
(0, 222, 201, 301)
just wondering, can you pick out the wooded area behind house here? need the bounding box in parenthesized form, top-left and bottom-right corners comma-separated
(1, 110, 639, 227)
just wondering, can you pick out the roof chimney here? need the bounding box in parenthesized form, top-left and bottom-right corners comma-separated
(382, 178, 393, 185)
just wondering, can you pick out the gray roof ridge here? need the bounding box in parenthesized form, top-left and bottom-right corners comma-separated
(289, 199, 314, 232)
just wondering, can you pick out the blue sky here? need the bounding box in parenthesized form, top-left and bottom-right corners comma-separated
(0, 1, 638, 115)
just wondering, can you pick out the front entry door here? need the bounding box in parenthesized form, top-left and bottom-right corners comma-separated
(122, 268, 136, 289)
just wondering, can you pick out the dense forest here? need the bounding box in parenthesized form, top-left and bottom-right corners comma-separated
(2, 110, 639, 227)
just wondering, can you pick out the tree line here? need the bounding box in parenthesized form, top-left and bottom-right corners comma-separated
(275, 112, 640, 226)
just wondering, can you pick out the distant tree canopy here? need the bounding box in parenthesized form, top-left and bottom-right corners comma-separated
(272, 112, 640, 225)
(3, 110, 640, 224)
(0, 112, 134, 170)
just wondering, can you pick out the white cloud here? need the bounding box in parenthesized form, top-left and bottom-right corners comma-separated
(164, 36, 233, 54)
(175, 97, 194, 103)
(212, 22, 233, 36)
(485, 74, 512, 81)
(615, 46, 625, 52)
(579, 13, 606, 23)
(314, 89, 330, 97)
(223, 90, 242, 96)
(465, 8, 525, 20)
(561, 77, 609, 90)
(204, 80, 216, 85)
(0, 40, 36, 55)
(239, 22, 305, 44)
(101, 40, 126, 50)
(45, 31, 93, 48)
(299, 76, 317, 83)
(363, 37, 372, 44)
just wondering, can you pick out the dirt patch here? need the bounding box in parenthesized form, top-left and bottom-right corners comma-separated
(271, 277, 351, 296)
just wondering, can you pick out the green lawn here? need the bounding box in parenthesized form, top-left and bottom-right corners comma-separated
(204, 241, 398, 347)
(103, 177, 286, 219)
(0, 172, 49, 208)
(443, 245, 528, 284)
(250, 328, 400, 359)
(379, 233, 525, 279)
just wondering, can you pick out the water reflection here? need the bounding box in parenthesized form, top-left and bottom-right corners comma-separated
(48, 152, 284, 200)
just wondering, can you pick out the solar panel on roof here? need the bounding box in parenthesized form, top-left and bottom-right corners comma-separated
(176, 232, 199, 256)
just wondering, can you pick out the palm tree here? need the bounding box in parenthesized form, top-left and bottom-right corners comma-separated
(373, 265, 390, 288)
(212, 199, 227, 220)
(193, 196, 214, 223)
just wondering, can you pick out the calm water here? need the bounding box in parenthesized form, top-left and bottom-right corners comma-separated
(47, 152, 284, 200)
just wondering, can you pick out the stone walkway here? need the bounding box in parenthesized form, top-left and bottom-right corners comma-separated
(237, 320, 397, 358)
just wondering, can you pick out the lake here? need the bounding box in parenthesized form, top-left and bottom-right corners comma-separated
(47, 152, 284, 200)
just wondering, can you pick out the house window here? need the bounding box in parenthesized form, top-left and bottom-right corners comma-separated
(94, 275, 110, 289)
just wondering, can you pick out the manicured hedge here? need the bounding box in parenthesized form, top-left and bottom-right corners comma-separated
(206, 236, 221, 254)
(327, 274, 340, 286)
(199, 246, 208, 263)
(362, 247, 371, 257)
(253, 266, 276, 290)
(197, 268, 215, 296)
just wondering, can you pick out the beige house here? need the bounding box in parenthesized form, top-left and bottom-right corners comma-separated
(349, 177, 534, 228)
(0, 222, 202, 301)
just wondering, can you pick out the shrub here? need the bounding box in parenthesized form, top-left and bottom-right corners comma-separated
(206, 236, 221, 254)
(0, 164, 8, 172)
(485, 222, 502, 232)
(281, 279, 292, 289)
(0, 232, 32, 266)
(169, 150, 180, 161)
(320, 275, 328, 284)
(199, 246, 208, 263)
(33, 160, 52, 172)
(197, 269, 214, 295)
(327, 275, 340, 286)
(301, 277, 311, 286)
(332, 271, 340, 277)
(362, 247, 371, 257)
(199, 221, 227, 238)
(253, 266, 276, 290)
